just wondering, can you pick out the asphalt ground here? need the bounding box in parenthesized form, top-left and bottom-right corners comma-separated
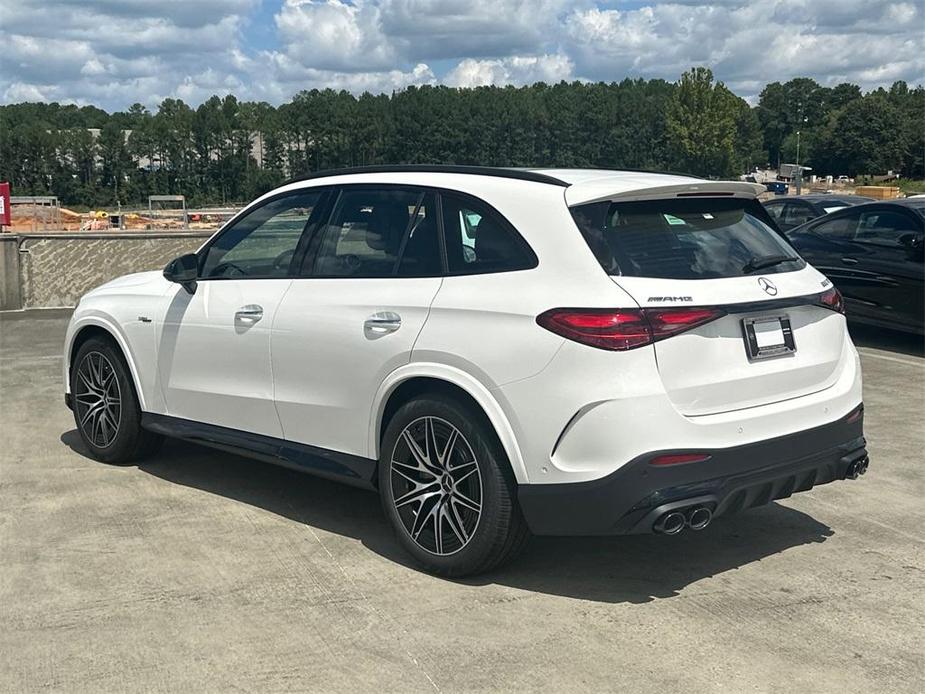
(1, 309, 922, 693)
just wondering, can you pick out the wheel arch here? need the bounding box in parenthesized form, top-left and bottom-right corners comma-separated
(370, 365, 529, 484)
(66, 317, 147, 411)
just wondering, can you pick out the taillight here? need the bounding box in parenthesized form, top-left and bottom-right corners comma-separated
(536, 309, 651, 351)
(818, 287, 845, 314)
(536, 307, 725, 351)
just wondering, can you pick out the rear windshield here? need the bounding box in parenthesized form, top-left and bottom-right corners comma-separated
(571, 198, 805, 279)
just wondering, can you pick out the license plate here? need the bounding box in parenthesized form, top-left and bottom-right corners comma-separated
(742, 316, 796, 360)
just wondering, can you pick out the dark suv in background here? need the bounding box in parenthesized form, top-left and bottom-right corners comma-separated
(785, 199, 924, 335)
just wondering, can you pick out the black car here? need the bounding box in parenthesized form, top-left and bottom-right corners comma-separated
(764, 194, 873, 231)
(786, 199, 924, 335)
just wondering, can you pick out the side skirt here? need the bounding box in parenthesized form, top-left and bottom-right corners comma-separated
(140, 413, 378, 491)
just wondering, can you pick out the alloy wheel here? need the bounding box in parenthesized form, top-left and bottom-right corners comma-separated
(389, 416, 482, 556)
(74, 351, 122, 449)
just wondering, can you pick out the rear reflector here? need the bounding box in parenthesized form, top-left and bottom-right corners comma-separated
(650, 453, 712, 466)
(537, 307, 725, 351)
(817, 287, 845, 314)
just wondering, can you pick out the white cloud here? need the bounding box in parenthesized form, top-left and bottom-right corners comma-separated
(275, 0, 396, 71)
(444, 54, 574, 88)
(0, 0, 921, 110)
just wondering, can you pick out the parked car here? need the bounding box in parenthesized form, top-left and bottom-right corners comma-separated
(786, 199, 924, 335)
(63, 166, 868, 576)
(765, 181, 789, 195)
(764, 194, 873, 231)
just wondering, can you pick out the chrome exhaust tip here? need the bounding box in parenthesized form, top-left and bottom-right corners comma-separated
(687, 506, 713, 531)
(846, 457, 869, 480)
(654, 511, 686, 535)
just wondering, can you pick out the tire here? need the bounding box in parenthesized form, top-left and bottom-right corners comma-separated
(70, 336, 163, 465)
(379, 394, 529, 576)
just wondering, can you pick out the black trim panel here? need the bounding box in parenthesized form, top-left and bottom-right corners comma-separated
(518, 405, 865, 536)
(141, 413, 377, 490)
(283, 165, 570, 188)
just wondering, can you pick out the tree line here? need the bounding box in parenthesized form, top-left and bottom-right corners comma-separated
(0, 68, 921, 208)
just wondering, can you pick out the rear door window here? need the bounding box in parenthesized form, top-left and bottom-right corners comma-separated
(854, 210, 919, 248)
(309, 187, 424, 277)
(570, 198, 804, 279)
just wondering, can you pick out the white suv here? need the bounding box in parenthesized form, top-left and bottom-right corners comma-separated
(64, 166, 868, 576)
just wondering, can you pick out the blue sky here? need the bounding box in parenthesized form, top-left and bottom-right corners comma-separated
(1, 1, 922, 110)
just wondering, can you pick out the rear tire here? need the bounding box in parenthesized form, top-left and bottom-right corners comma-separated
(379, 394, 528, 576)
(70, 336, 163, 465)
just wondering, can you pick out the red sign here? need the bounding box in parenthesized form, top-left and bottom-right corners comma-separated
(0, 182, 10, 227)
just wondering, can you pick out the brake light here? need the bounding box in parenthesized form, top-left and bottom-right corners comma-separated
(536, 307, 725, 351)
(818, 287, 845, 314)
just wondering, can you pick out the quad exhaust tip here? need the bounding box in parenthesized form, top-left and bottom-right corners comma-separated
(654, 511, 686, 535)
(687, 506, 713, 531)
(846, 457, 870, 480)
(653, 506, 713, 535)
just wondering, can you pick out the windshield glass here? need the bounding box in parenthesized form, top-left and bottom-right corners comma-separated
(571, 197, 804, 279)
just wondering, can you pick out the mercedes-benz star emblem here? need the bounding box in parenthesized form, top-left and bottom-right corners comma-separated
(758, 277, 778, 296)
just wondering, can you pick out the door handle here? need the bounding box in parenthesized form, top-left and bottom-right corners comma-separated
(841, 257, 859, 265)
(364, 311, 401, 336)
(235, 304, 264, 322)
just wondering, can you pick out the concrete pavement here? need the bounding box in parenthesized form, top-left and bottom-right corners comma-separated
(1, 310, 923, 692)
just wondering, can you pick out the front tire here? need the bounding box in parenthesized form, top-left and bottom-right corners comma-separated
(379, 394, 528, 576)
(70, 336, 162, 464)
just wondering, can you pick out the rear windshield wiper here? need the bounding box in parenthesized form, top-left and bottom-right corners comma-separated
(743, 255, 796, 274)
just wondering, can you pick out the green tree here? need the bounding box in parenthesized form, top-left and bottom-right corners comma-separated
(665, 67, 745, 177)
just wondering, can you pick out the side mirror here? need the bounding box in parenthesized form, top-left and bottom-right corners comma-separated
(898, 232, 925, 261)
(163, 253, 199, 294)
(898, 232, 923, 248)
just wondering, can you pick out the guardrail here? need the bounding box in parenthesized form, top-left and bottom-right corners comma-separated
(0, 230, 213, 310)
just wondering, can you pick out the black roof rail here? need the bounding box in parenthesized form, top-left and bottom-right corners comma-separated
(282, 164, 570, 187)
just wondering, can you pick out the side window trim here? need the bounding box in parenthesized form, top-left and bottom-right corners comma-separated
(391, 191, 428, 276)
(196, 188, 327, 281)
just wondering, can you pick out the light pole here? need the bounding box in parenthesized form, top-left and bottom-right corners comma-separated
(794, 102, 808, 194)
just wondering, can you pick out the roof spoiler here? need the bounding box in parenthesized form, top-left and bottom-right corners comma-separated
(566, 181, 766, 207)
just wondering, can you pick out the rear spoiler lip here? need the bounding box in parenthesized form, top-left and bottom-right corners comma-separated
(566, 181, 767, 207)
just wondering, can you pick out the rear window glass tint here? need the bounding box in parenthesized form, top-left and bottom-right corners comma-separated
(571, 198, 804, 279)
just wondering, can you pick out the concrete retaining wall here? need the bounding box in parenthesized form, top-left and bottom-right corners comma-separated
(0, 232, 212, 310)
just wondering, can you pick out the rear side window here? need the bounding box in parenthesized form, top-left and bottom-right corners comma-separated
(440, 192, 536, 274)
(571, 198, 804, 279)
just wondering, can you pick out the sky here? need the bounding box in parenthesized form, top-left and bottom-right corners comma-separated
(1, 0, 922, 111)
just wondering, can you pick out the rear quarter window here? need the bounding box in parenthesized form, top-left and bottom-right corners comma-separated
(571, 198, 804, 279)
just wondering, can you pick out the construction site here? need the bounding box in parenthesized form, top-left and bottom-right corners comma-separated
(2, 195, 239, 233)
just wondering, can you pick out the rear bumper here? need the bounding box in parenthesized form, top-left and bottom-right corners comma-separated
(517, 404, 866, 536)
